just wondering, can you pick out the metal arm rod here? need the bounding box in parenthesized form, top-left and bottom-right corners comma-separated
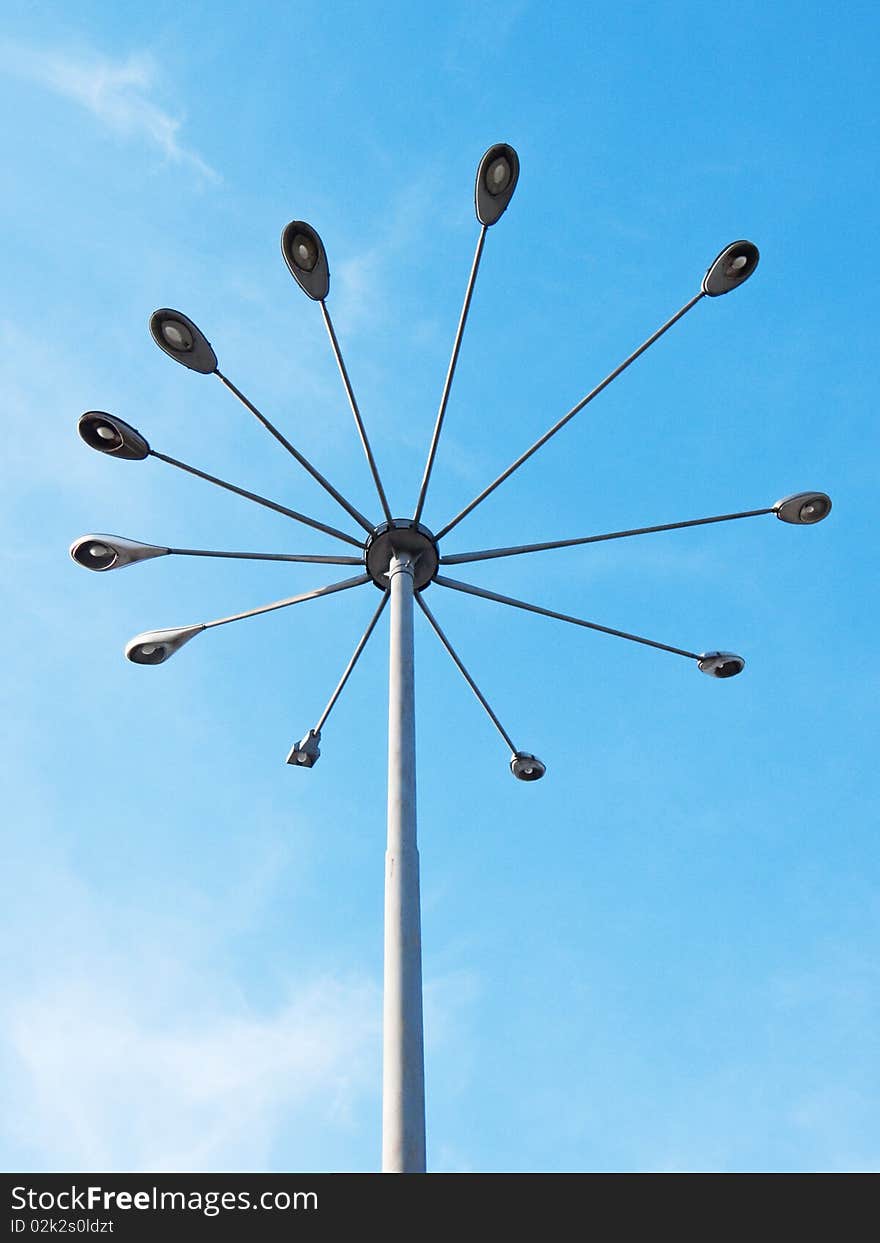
(440, 506, 775, 565)
(204, 574, 371, 630)
(215, 370, 374, 533)
(412, 225, 488, 524)
(319, 300, 394, 523)
(434, 575, 700, 661)
(149, 450, 364, 549)
(315, 591, 389, 733)
(434, 291, 706, 541)
(169, 547, 363, 565)
(416, 594, 517, 755)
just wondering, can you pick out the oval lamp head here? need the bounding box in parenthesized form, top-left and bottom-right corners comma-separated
(510, 751, 546, 782)
(698, 651, 745, 679)
(70, 534, 170, 572)
(125, 624, 205, 666)
(78, 411, 150, 460)
(281, 221, 330, 300)
(285, 728, 321, 768)
(774, 491, 832, 525)
(475, 143, 520, 226)
(149, 308, 218, 374)
(702, 240, 760, 296)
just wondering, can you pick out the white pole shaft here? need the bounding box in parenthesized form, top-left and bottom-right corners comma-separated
(382, 552, 427, 1173)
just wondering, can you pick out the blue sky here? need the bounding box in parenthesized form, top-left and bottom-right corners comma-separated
(1, 0, 877, 1172)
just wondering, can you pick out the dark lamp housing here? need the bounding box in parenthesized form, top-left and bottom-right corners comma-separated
(69, 534, 170, 572)
(475, 143, 520, 226)
(286, 729, 322, 768)
(774, 491, 832, 525)
(125, 624, 205, 665)
(77, 412, 150, 460)
(281, 221, 330, 301)
(702, 241, 760, 296)
(698, 651, 745, 678)
(149, 309, 218, 374)
(510, 751, 546, 781)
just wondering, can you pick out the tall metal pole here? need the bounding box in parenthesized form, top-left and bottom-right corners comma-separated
(382, 551, 427, 1173)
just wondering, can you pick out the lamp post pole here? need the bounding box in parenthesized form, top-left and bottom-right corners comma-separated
(382, 550, 427, 1173)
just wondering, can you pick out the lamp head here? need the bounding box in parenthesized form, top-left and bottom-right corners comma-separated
(475, 143, 520, 226)
(698, 651, 745, 679)
(69, 534, 170, 572)
(510, 751, 546, 782)
(125, 624, 205, 666)
(286, 729, 321, 768)
(281, 221, 330, 300)
(77, 411, 150, 460)
(774, 491, 832, 525)
(702, 240, 760, 296)
(149, 309, 217, 374)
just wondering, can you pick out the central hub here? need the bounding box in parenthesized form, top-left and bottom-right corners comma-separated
(365, 519, 439, 591)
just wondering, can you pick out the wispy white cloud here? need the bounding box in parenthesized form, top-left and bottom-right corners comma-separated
(332, 182, 435, 331)
(0, 821, 482, 1171)
(4, 971, 379, 1171)
(0, 40, 218, 181)
(0, 823, 380, 1171)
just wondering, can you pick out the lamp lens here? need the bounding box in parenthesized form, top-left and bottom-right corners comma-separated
(133, 642, 167, 664)
(96, 425, 117, 441)
(292, 233, 318, 271)
(161, 320, 194, 351)
(726, 254, 749, 275)
(512, 754, 544, 780)
(73, 539, 116, 570)
(716, 661, 740, 678)
(486, 156, 511, 196)
(799, 497, 828, 522)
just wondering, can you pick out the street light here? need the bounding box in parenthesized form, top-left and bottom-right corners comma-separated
(69, 535, 170, 571)
(702, 240, 760, 296)
(78, 411, 150, 459)
(475, 142, 520, 226)
(287, 729, 321, 768)
(77, 406, 364, 547)
(510, 753, 546, 782)
(280, 216, 393, 523)
(125, 624, 205, 665)
(697, 651, 746, 679)
(72, 141, 831, 1173)
(69, 533, 363, 571)
(149, 309, 218, 373)
(281, 221, 330, 301)
(124, 576, 370, 666)
(774, 491, 833, 525)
